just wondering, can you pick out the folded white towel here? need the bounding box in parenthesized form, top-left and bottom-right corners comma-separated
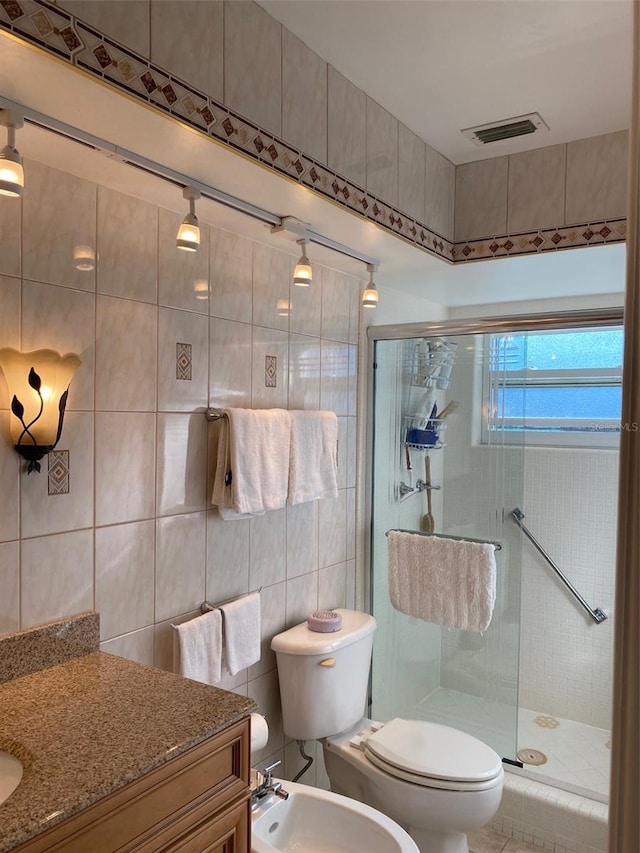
(387, 531, 497, 632)
(221, 592, 261, 675)
(173, 610, 223, 684)
(211, 408, 291, 517)
(288, 410, 339, 505)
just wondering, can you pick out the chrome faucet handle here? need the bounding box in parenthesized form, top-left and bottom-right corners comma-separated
(262, 760, 281, 786)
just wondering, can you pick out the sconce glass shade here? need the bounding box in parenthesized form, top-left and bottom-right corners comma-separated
(0, 144, 24, 197)
(176, 213, 200, 252)
(362, 284, 379, 308)
(73, 245, 95, 271)
(276, 298, 291, 317)
(0, 348, 82, 473)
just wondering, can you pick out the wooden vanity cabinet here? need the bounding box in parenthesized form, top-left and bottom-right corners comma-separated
(14, 717, 251, 853)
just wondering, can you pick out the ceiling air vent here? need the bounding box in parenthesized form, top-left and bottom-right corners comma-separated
(462, 113, 549, 146)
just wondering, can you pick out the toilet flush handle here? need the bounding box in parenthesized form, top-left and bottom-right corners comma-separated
(319, 658, 336, 667)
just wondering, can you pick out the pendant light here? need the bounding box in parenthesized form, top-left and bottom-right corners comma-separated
(362, 264, 379, 308)
(293, 239, 312, 286)
(176, 186, 201, 252)
(0, 111, 24, 198)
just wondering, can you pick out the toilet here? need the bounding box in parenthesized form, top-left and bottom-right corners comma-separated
(271, 609, 504, 853)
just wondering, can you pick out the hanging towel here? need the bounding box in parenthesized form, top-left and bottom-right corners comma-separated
(288, 410, 339, 505)
(387, 530, 497, 632)
(221, 592, 261, 675)
(173, 610, 223, 684)
(211, 408, 291, 517)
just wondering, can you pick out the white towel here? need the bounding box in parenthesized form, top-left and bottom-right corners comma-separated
(221, 592, 261, 675)
(211, 408, 291, 517)
(387, 531, 497, 632)
(288, 410, 339, 505)
(173, 610, 223, 684)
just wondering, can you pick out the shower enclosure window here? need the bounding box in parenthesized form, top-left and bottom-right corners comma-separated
(369, 312, 619, 805)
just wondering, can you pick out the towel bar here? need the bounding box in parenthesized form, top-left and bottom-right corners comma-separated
(201, 587, 263, 614)
(386, 528, 502, 551)
(205, 407, 225, 421)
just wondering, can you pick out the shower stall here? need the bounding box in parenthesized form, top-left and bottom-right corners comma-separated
(367, 310, 620, 810)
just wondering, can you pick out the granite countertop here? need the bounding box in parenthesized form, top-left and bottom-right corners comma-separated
(0, 651, 256, 852)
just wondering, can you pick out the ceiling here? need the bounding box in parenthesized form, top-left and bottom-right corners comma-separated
(0, 7, 629, 309)
(258, 0, 633, 165)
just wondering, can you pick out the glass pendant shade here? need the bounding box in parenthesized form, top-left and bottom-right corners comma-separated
(362, 284, 379, 308)
(0, 348, 82, 472)
(176, 213, 200, 252)
(0, 145, 24, 197)
(293, 240, 312, 286)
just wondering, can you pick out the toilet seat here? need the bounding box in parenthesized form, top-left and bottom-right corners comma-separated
(363, 718, 503, 793)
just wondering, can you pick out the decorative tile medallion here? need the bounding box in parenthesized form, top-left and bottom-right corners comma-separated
(534, 715, 560, 729)
(265, 355, 277, 388)
(176, 342, 192, 381)
(0, 2, 627, 271)
(47, 450, 69, 495)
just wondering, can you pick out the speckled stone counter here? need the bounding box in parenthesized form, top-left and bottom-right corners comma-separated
(0, 651, 255, 852)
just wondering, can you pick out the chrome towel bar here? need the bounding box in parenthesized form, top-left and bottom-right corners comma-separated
(511, 508, 607, 625)
(386, 528, 501, 551)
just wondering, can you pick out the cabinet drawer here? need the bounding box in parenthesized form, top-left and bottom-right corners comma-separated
(15, 718, 250, 853)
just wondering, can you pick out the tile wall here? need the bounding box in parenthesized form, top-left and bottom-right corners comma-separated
(0, 157, 362, 786)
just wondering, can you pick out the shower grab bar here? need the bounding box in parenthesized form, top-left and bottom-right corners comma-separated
(386, 528, 501, 551)
(510, 508, 607, 624)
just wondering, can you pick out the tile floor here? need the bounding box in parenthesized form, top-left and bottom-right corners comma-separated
(468, 826, 544, 852)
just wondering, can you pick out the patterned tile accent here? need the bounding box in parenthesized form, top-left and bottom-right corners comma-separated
(47, 450, 69, 495)
(176, 342, 192, 381)
(265, 354, 277, 388)
(453, 218, 627, 263)
(534, 714, 560, 729)
(0, 1, 457, 265)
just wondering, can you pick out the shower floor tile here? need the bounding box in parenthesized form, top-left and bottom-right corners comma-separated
(417, 688, 610, 802)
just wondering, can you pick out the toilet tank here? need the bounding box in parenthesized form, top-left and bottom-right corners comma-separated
(271, 609, 376, 741)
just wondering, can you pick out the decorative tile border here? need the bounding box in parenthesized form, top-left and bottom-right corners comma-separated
(0, 0, 455, 264)
(265, 355, 277, 388)
(0, 2, 627, 268)
(453, 219, 627, 263)
(47, 449, 69, 495)
(176, 342, 192, 381)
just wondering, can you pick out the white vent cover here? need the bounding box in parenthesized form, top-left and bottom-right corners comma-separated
(462, 112, 549, 146)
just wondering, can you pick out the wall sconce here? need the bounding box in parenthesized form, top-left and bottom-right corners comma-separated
(0, 348, 82, 473)
(362, 264, 379, 308)
(293, 239, 312, 286)
(0, 110, 24, 198)
(176, 186, 201, 252)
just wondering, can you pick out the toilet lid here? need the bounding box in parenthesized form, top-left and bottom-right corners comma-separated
(364, 718, 503, 784)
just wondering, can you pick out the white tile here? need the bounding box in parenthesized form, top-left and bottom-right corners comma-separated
(336, 417, 348, 490)
(286, 500, 318, 579)
(209, 317, 252, 408)
(285, 572, 318, 629)
(425, 145, 455, 242)
(248, 581, 286, 680)
(158, 208, 209, 313)
(0, 196, 20, 277)
(249, 509, 287, 588)
(288, 334, 321, 410)
(327, 67, 366, 188)
(346, 487, 356, 560)
(97, 185, 157, 303)
(320, 340, 351, 416)
(0, 413, 19, 543)
(282, 29, 327, 163)
(21, 529, 94, 629)
(366, 98, 398, 206)
(23, 160, 96, 292)
(100, 626, 155, 666)
(398, 123, 426, 223)
(455, 158, 508, 242)
(95, 520, 155, 641)
(206, 509, 250, 603)
(508, 145, 567, 233)
(321, 268, 351, 343)
(566, 130, 629, 224)
(58, 0, 150, 55)
(290, 268, 322, 339)
(21, 280, 95, 412)
(158, 308, 209, 412)
(150, 0, 223, 102)
(253, 244, 291, 332)
(210, 227, 253, 323)
(0, 275, 20, 405)
(20, 412, 93, 538)
(95, 412, 156, 525)
(155, 512, 206, 622)
(224, 0, 282, 136)
(0, 541, 19, 636)
(252, 326, 289, 409)
(318, 491, 347, 569)
(156, 412, 208, 517)
(95, 296, 157, 411)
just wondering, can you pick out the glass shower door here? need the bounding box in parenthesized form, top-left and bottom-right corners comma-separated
(370, 331, 525, 763)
